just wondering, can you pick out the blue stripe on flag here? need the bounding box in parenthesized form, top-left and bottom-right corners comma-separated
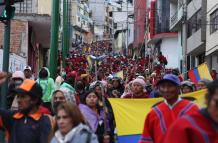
(193, 68, 201, 81)
(117, 134, 141, 143)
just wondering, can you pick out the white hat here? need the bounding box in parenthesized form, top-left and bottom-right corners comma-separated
(24, 66, 31, 71)
(12, 71, 25, 80)
(132, 78, 146, 87)
(151, 72, 156, 77)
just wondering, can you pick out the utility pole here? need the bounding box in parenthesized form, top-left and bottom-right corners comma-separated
(62, 0, 68, 68)
(0, 0, 17, 140)
(66, 0, 70, 54)
(81, 21, 83, 44)
(182, 0, 187, 76)
(49, 0, 59, 79)
(0, 0, 18, 109)
(126, 0, 128, 56)
(112, 10, 115, 53)
(95, 60, 98, 81)
(122, 23, 124, 55)
(1, 17, 10, 111)
(0, 21, 10, 143)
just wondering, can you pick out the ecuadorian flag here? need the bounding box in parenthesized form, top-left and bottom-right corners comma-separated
(108, 90, 206, 143)
(188, 63, 213, 84)
(86, 55, 92, 69)
(113, 71, 124, 79)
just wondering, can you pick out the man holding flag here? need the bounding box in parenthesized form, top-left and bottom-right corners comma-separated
(139, 74, 199, 143)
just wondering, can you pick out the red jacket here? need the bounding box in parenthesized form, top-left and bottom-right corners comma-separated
(164, 109, 218, 143)
(39, 106, 51, 115)
(139, 99, 199, 143)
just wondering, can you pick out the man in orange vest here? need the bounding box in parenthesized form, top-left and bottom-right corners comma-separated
(0, 79, 51, 143)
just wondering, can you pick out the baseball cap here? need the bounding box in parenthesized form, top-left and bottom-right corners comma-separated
(14, 79, 42, 99)
(157, 74, 181, 86)
(181, 81, 193, 87)
(24, 66, 31, 71)
(12, 71, 25, 80)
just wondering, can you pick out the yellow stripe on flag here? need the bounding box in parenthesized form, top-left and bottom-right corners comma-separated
(88, 47, 91, 52)
(114, 71, 124, 79)
(108, 89, 206, 136)
(86, 55, 92, 68)
(198, 63, 213, 81)
(109, 98, 163, 136)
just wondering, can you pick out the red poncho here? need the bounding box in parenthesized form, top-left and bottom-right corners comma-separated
(139, 99, 199, 143)
(164, 109, 218, 143)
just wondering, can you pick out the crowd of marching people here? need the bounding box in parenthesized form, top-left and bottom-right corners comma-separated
(0, 63, 217, 143)
(0, 46, 217, 143)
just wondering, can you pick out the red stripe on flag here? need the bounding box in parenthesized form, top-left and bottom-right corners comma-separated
(188, 69, 198, 84)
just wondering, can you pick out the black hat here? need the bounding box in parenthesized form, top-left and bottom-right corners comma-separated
(14, 79, 42, 100)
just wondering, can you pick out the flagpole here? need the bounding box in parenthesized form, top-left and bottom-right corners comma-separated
(95, 60, 98, 81)
(99, 83, 108, 135)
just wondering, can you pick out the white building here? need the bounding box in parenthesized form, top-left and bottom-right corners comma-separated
(145, 0, 181, 69)
(170, 0, 207, 71)
(111, 0, 134, 55)
(11, 0, 52, 71)
(205, 0, 218, 72)
(88, 0, 106, 40)
(70, 0, 93, 45)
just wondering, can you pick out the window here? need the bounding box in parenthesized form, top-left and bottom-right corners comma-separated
(196, 10, 202, 30)
(210, 8, 218, 34)
(117, 7, 121, 11)
(15, 0, 33, 14)
(128, 0, 133, 5)
(114, 23, 117, 29)
(187, 9, 202, 38)
(109, 12, 113, 17)
(78, 17, 80, 22)
(197, 53, 205, 65)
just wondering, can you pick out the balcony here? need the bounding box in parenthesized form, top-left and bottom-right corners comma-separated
(74, 17, 90, 33)
(170, 6, 183, 31)
(187, 29, 204, 55)
(170, 11, 178, 27)
(74, 24, 90, 33)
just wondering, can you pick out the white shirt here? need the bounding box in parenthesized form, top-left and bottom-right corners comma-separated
(164, 97, 182, 109)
